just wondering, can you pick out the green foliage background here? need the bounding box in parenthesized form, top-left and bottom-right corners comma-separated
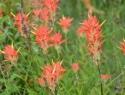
(0, 0, 125, 95)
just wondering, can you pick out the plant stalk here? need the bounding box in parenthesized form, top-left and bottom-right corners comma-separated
(97, 60, 103, 95)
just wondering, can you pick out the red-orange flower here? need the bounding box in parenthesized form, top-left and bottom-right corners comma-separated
(31, 0, 44, 7)
(14, 12, 28, 28)
(35, 25, 49, 38)
(32, 8, 49, 22)
(71, 63, 79, 72)
(41, 65, 56, 89)
(40, 8, 49, 22)
(43, 0, 58, 13)
(35, 25, 52, 52)
(58, 16, 72, 31)
(39, 61, 65, 92)
(51, 32, 66, 46)
(83, 15, 101, 43)
(101, 74, 110, 80)
(38, 78, 44, 86)
(3, 45, 18, 63)
(51, 62, 65, 79)
(14, 12, 29, 35)
(0, 7, 3, 17)
(82, 11, 105, 61)
(32, 9, 42, 18)
(83, 0, 92, 10)
(119, 40, 125, 56)
(76, 26, 85, 38)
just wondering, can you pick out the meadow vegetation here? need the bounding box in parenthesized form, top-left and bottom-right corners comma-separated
(0, 0, 125, 95)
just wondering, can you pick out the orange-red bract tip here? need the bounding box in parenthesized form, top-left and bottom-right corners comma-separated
(81, 27, 87, 31)
(49, 30, 52, 34)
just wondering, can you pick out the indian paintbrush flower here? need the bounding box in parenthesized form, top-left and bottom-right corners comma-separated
(34, 25, 52, 53)
(51, 32, 66, 48)
(43, 0, 59, 13)
(38, 61, 65, 93)
(14, 12, 28, 28)
(119, 39, 125, 56)
(58, 16, 72, 33)
(1, 45, 18, 64)
(12, 12, 30, 36)
(38, 78, 45, 86)
(82, 10, 105, 63)
(32, 0, 58, 29)
(0, 7, 3, 17)
(32, 8, 49, 22)
(32, 26, 66, 53)
(76, 26, 85, 38)
(101, 74, 110, 80)
(82, 10, 106, 95)
(71, 63, 79, 72)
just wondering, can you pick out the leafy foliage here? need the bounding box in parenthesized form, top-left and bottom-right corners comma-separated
(0, 0, 125, 95)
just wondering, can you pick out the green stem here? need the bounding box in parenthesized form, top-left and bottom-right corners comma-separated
(96, 61, 103, 95)
(46, 54, 51, 64)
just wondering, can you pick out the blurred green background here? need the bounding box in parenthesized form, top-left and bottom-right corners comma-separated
(0, 0, 125, 95)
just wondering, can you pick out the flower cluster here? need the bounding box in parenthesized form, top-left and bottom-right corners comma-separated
(33, 25, 66, 53)
(58, 16, 72, 33)
(14, 13, 28, 28)
(0, 7, 3, 17)
(32, 0, 58, 24)
(71, 63, 79, 72)
(101, 74, 110, 80)
(51, 32, 66, 47)
(119, 39, 125, 56)
(31, 0, 66, 53)
(32, 8, 49, 22)
(2, 45, 18, 64)
(76, 25, 85, 38)
(82, 11, 105, 62)
(38, 62, 65, 92)
(14, 12, 29, 34)
(35, 25, 51, 53)
(44, 0, 58, 13)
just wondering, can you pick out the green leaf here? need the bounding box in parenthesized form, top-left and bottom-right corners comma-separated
(0, 16, 8, 23)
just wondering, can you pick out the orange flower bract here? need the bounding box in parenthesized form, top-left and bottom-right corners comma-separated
(14, 12, 28, 28)
(82, 11, 105, 62)
(71, 63, 79, 72)
(119, 40, 125, 56)
(101, 74, 110, 80)
(39, 61, 65, 92)
(51, 32, 66, 46)
(58, 16, 72, 31)
(3, 45, 18, 63)
(35, 25, 52, 52)
(0, 7, 3, 17)
(38, 78, 44, 86)
(76, 26, 85, 38)
(32, 8, 49, 22)
(43, 0, 58, 13)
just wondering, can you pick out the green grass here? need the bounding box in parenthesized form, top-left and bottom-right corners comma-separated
(0, 0, 125, 95)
